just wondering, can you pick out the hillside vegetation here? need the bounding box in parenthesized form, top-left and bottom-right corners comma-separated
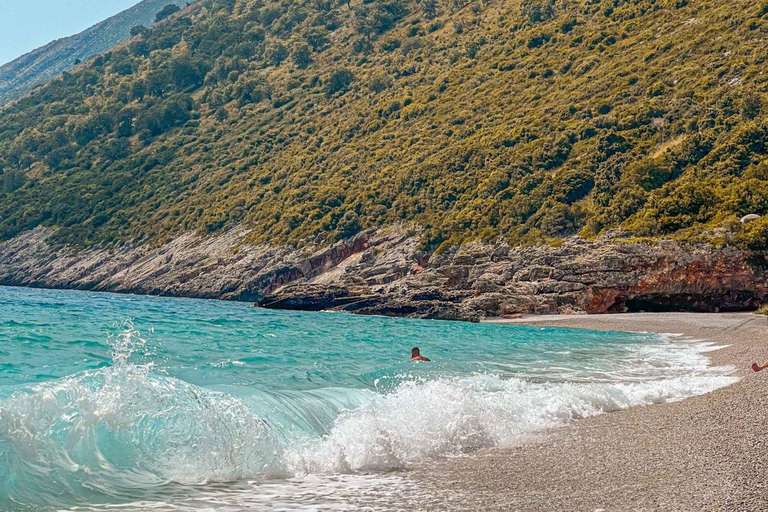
(0, 0, 190, 105)
(0, 0, 766, 251)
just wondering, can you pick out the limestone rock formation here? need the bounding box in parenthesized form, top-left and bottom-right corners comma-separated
(741, 214, 761, 224)
(1, 226, 766, 322)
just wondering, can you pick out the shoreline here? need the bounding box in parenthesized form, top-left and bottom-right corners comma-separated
(3, 286, 767, 508)
(413, 312, 768, 511)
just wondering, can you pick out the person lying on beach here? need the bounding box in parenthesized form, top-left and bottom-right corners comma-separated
(752, 361, 768, 372)
(411, 347, 431, 362)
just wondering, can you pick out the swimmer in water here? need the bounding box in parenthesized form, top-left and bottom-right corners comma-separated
(411, 347, 431, 362)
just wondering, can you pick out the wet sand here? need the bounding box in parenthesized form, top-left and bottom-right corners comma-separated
(414, 313, 768, 511)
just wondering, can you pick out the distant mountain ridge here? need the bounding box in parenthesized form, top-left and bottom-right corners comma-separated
(0, 0, 189, 105)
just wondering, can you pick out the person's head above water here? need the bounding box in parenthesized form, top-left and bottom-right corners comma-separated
(410, 347, 431, 361)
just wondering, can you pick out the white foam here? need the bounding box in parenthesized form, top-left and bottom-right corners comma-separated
(285, 368, 737, 474)
(0, 325, 739, 509)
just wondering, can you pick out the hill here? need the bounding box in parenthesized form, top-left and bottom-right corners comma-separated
(0, 0, 766, 253)
(0, 0, 190, 106)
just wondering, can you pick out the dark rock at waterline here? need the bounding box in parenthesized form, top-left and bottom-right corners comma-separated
(259, 282, 481, 322)
(1, 226, 767, 321)
(260, 283, 377, 312)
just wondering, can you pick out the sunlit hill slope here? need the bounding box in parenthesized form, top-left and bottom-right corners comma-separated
(0, 0, 766, 252)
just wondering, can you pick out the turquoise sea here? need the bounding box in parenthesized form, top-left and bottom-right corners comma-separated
(0, 286, 737, 510)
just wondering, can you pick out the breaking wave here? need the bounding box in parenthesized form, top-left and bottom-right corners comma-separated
(0, 324, 737, 509)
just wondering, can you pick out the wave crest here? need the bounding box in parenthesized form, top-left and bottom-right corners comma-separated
(0, 362, 282, 508)
(286, 371, 737, 474)
(0, 322, 738, 509)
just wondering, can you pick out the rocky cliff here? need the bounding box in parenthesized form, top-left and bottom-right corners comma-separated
(1, 227, 765, 322)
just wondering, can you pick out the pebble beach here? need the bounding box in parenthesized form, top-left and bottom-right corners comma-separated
(415, 313, 768, 511)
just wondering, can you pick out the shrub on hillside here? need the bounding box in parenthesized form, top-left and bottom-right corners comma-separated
(155, 4, 181, 22)
(326, 69, 355, 96)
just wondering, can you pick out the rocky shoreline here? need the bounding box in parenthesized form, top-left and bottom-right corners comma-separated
(1, 226, 766, 321)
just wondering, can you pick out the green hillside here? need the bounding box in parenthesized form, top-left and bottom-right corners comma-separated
(0, 0, 766, 251)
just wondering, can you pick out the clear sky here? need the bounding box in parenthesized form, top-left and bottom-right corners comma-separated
(0, 0, 143, 66)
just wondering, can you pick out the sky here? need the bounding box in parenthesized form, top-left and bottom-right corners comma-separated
(0, 0, 143, 66)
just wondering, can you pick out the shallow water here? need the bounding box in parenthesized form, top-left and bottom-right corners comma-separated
(0, 286, 736, 510)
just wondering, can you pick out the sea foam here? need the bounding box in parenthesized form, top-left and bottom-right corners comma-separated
(0, 289, 739, 509)
(0, 339, 735, 509)
(285, 368, 736, 474)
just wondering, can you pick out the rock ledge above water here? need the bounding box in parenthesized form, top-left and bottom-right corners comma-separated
(1, 226, 765, 322)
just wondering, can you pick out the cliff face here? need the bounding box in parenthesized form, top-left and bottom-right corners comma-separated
(1, 227, 765, 322)
(0, 0, 189, 105)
